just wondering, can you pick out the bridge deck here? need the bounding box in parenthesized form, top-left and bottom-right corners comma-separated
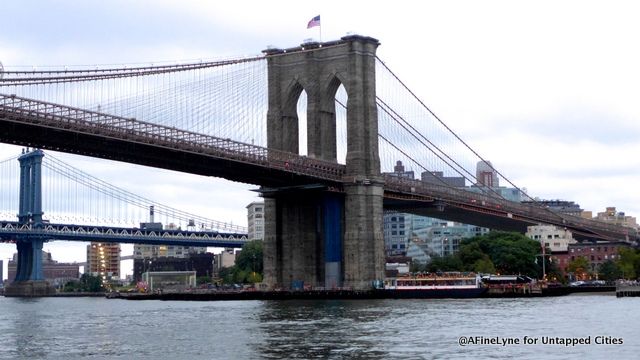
(1, 94, 637, 243)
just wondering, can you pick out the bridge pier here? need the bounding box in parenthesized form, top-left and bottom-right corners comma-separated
(263, 35, 384, 290)
(343, 182, 385, 289)
(263, 190, 344, 289)
(5, 149, 55, 297)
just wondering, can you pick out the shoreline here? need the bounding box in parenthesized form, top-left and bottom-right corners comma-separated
(104, 286, 615, 301)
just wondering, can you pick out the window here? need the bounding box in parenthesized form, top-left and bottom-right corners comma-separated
(255, 207, 262, 212)
(399, 231, 405, 235)
(392, 231, 397, 235)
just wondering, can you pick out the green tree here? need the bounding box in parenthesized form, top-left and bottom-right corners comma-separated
(567, 256, 590, 280)
(598, 260, 622, 282)
(409, 261, 427, 273)
(235, 240, 263, 274)
(457, 242, 487, 269)
(62, 273, 104, 292)
(247, 272, 263, 284)
(427, 255, 463, 272)
(545, 257, 565, 283)
(472, 257, 496, 274)
(459, 231, 540, 277)
(197, 276, 212, 285)
(233, 268, 248, 284)
(82, 273, 105, 292)
(616, 248, 639, 279)
(218, 267, 235, 284)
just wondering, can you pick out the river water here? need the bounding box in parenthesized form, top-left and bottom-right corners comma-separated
(0, 293, 637, 359)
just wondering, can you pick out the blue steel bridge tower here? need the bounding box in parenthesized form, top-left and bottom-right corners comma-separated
(4, 149, 56, 296)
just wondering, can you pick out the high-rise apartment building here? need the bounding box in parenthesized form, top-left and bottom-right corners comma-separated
(86, 242, 120, 281)
(247, 201, 265, 241)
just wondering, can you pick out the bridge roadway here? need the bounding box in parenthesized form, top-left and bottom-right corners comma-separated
(0, 221, 248, 248)
(1, 94, 638, 244)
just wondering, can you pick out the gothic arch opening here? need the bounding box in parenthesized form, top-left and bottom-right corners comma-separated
(334, 84, 348, 164)
(282, 81, 304, 155)
(296, 89, 308, 156)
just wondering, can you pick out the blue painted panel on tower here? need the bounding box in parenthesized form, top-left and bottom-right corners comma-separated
(323, 194, 342, 262)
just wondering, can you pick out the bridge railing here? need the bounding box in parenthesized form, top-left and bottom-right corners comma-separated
(384, 174, 638, 240)
(0, 94, 346, 182)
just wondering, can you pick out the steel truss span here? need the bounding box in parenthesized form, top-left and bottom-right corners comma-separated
(0, 221, 247, 248)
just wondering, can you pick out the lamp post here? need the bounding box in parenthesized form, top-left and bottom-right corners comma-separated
(251, 254, 256, 282)
(537, 239, 550, 280)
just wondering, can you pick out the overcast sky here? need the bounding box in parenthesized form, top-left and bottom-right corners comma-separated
(2, 0, 640, 277)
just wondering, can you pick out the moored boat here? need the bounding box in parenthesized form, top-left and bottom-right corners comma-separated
(383, 272, 487, 298)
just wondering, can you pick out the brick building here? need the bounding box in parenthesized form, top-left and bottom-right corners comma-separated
(550, 241, 629, 279)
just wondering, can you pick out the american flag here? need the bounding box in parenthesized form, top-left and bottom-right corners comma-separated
(307, 15, 320, 29)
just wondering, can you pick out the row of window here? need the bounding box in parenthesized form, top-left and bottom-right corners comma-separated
(570, 247, 612, 253)
(568, 254, 619, 262)
(390, 244, 406, 249)
(531, 234, 563, 240)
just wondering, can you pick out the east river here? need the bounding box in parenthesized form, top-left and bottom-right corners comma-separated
(0, 293, 638, 359)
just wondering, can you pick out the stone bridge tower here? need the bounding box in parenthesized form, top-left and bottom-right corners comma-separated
(262, 35, 384, 290)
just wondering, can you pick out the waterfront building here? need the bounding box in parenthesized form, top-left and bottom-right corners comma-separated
(423, 225, 472, 257)
(385, 256, 410, 276)
(133, 253, 214, 281)
(406, 239, 432, 265)
(8, 251, 80, 286)
(134, 244, 206, 259)
(247, 201, 265, 241)
(213, 249, 237, 276)
(526, 224, 576, 252)
(87, 242, 120, 282)
(133, 222, 206, 260)
(550, 241, 630, 278)
(383, 160, 494, 256)
(142, 271, 197, 292)
(383, 211, 410, 255)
